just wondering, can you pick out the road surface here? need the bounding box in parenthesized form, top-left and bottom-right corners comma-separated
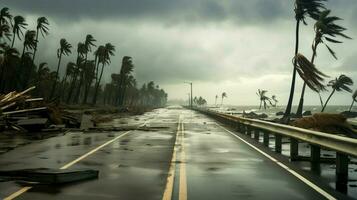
(0, 106, 351, 200)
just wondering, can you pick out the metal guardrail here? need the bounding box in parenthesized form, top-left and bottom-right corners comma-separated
(202, 109, 357, 157)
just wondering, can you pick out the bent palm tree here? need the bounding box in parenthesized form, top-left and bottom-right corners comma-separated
(257, 89, 271, 110)
(76, 34, 96, 104)
(11, 15, 27, 47)
(221, 92, 227, 106)
(321, 75, 353, 112)
(20, 30, 37, 89)
(32, 17, 49, 62)
(22, 30, 37, 57)
(66, 42, 85, 103)
(271, 95, 278, 107)
(349, 90, 357, 112)
(296, 10, 351, 117)
(92, 43, 115, 104)
(284, 0, 326, 121)
(50, 38, 72, 99)
(0, 7, 12, 42)
(0, 7, 12, 26)
(118, 56, 134, 106)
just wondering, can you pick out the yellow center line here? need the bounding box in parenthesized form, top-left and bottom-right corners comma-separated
(179, 120, 187, 200)
(4, 119, 154, 200)
(162, 115, 182, 200)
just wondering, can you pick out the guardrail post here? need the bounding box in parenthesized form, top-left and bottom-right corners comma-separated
(290, 138, 299, 161)
(310, 145, 321, 173)
(254, 129, 259, 141)
(275, 135, 282, 153)
(310, 145, 320, 163)
(246, 126, 252, 137)
(336, 153, 348, 193)
(263, 131, 269, 147)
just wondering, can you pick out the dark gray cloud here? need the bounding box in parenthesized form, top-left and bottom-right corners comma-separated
(3, 0, 292, 25)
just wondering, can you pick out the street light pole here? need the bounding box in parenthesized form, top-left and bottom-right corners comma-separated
(184, 82, 193, 109)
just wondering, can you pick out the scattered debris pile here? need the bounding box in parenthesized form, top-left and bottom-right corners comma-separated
(0, 86, 80, 133)
(291, 113, 357, 138)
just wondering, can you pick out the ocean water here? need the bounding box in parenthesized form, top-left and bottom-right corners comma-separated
(209, 105, 357, 123)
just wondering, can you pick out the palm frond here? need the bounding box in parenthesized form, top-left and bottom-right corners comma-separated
(294, 53, 328, 92)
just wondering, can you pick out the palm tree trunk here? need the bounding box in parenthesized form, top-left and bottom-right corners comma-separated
(73, 70, 84, 104)
(83, 55, 98, 104)
(32, 30, 39, 62)
(92, 63, 104, 105)
(349, 100, 355, 112)
(283, 20, 300, 123)
(11, 34, 15, 48)
(50, 53, 62, 99)
(321, 89, 335, 112)
(296, 40, 318, 117)
(259, 100, 262, 110)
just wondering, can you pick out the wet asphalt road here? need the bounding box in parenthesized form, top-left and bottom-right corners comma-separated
(0, 106, 350, 199)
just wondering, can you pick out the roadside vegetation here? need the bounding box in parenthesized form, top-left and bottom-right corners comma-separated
(0, 7, 168, 109)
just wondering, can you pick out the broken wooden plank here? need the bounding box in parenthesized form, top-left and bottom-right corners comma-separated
(2, 107, 47, 115)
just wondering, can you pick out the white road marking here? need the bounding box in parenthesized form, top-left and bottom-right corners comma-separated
(4, 118, 154, 200)
(216, 123, 336, 200)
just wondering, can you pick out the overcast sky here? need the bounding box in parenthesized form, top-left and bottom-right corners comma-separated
(3, 0, 357, 106)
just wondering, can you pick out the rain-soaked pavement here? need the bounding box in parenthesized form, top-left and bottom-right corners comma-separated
(0, 106, 354, 200)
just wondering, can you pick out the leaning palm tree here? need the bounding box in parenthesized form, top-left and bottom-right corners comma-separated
(21, 30, 37, 57)
(296, 10, 351, 117)
(118, 56, 134, 106)
(271, 95, 278, 107)
(221, 92, 227, 106)
(32, 17, 49, 62)
(0, 7, 12, 26)
(0, 7, 12, 42)
(256, 89, 271, 110)
(74, 34, 96, 104)
(11, 15, 27, 47)
(349, 90, 357, 112)
(92, 43, 115, 104)
(66, 42, 86, 103)
(283, 0, 326, 121)
(50, 38, 72, 99)
(20, 30, 37, 89)
(321, 75, 353, 112)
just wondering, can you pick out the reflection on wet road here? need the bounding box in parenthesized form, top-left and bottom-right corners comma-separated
(0, 106, 352, 200)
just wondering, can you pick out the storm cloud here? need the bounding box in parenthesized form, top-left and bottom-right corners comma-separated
(2, 0, 357, 105)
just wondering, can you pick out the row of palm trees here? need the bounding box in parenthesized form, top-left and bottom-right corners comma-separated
(214, 92, 227, 106)
(0, 7, 168, 107)
(283, 0, 355, 121)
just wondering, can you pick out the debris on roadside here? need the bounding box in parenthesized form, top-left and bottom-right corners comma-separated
(0, 168, 99, 184)
(0, 86, 78, 133)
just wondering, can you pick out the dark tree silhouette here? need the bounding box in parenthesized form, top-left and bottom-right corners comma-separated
(50, 38, 72, 99)
(32, 17, 49, 62)
(283, 0, 326, 122)
(321, 75, 353, 112)
(11, 15, 27, 47)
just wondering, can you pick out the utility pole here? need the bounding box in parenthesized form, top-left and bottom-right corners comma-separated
(184, 82, 193, 109)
